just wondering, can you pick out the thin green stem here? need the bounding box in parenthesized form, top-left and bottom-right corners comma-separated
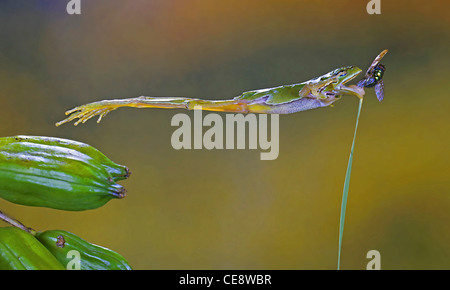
(337, 98, 363, 270)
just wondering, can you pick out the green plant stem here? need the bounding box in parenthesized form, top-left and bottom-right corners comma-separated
(337, 98, 363, 270)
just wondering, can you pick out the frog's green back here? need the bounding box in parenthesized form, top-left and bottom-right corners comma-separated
(236, 83, 305, 105)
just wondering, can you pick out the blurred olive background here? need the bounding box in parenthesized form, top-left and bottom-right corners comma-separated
(0, 0, 448, 269)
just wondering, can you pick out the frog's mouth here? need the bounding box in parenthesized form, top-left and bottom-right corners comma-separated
(340, 66, 363, 85)
(334, 67, 365, 99)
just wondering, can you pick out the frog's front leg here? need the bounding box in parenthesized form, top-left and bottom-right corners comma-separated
(298, 76, 339, 99)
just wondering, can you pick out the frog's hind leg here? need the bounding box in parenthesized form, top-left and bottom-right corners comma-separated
(56, 96, 251, 126)
(186, 99, 250, 113)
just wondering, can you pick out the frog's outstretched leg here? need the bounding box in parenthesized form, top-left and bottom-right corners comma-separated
(55, 96, 253, 126)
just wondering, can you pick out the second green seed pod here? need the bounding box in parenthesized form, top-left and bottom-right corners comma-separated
(0, 135, 130, 211)
(36, 230, 132, 270)
(0, 227, 65, 270)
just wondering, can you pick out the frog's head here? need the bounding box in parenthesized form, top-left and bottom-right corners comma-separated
(329, 66, 362, 85)
(321, 66, 365, 100)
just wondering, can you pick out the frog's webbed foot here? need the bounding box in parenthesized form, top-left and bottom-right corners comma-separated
(56, 101, 118, 126)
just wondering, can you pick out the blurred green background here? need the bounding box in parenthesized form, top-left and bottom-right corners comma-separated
(0, 0, 448, 269)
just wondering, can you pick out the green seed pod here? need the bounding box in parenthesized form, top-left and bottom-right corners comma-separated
(36, 230, 132, 270)
(5, 136, 130, 181)
(0, 135, 129, 211)
(0, 227, 65, 270)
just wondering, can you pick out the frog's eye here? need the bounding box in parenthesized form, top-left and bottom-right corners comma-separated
(337, 70, 347, 77)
